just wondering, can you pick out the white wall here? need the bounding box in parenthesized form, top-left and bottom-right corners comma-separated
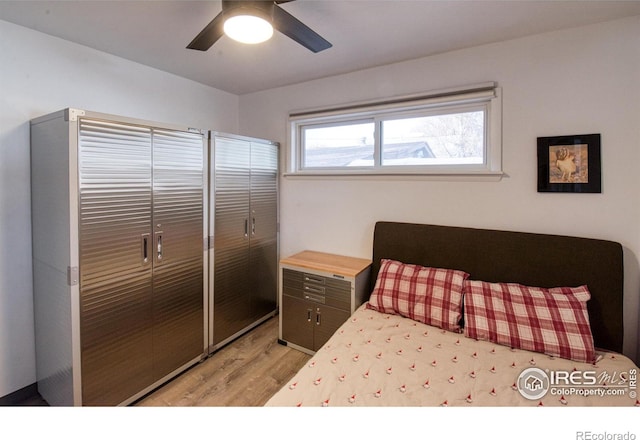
(0, 20, 239, 398)
(239, 16, 640, 364)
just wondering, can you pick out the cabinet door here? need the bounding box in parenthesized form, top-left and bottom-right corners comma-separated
(314, 305, 350, 351)
(151, 128, 205, 381)
(281, 295, 314, 350)
(78, 118, 154, 405)
(249, 141, 278, 321)
(213, 137, 252, 344)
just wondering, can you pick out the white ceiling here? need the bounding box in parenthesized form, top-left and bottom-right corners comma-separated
(1, 0, 639, 95)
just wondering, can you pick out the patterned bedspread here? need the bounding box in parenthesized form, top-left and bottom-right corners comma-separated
(267, 305, 639, 407)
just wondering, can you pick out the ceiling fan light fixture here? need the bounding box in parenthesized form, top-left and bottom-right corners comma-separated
(187, 0, 332, 53)
(223, 14, 274, 44)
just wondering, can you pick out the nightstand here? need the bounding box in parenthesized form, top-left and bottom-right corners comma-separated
(278, 250, 372, 354)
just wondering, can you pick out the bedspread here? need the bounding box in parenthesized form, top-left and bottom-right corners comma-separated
(267, 305, 639, 407)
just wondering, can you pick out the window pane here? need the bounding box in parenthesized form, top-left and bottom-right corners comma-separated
(381, 111, 485, 166)
(303, 122, 375, 168)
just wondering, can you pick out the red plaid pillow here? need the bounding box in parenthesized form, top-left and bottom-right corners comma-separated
(367, 259, 469, 332)
(463, 280, 596, 363)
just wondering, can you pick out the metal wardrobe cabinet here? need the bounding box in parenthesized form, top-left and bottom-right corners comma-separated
(30, 108, 208, 406)
(208, 133, 279, 351)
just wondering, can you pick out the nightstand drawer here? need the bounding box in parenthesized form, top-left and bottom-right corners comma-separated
(282, 268, 351, 311)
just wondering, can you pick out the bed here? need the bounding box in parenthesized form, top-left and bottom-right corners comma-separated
(266, 222, 639, 407)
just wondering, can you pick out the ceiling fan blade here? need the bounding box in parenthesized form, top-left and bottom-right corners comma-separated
(186, 11, 226, 51)
(272, 3, 332, 53)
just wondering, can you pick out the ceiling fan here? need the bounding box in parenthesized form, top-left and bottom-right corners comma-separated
(186, 0, 332, 53)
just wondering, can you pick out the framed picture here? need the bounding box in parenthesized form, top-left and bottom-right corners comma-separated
(537, 133, 601, 193)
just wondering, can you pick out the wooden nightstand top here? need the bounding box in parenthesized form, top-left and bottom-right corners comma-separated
(280, 250, 371, 278)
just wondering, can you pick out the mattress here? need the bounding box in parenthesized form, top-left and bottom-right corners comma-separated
(266, 304, 639, 407)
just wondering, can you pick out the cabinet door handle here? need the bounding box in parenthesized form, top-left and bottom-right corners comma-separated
(244, 219, 248, 237)
(155, 231, 163, 262)
(306, 308, 312, 322)
(316, 308, 321, 326)
(252, 216, 256, 236)
(141, 233, 150, 264)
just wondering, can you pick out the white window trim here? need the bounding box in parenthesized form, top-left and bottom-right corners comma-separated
(285, 82, 503, 180)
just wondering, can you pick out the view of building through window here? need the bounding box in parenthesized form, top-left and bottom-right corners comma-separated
(303, 122, 374, 168)
(381, 111, 484, 166)
(302, 110, 484, 168)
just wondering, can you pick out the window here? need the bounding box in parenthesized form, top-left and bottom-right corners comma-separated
(302, 120, 375, 168)
(287, 83, 502, 178)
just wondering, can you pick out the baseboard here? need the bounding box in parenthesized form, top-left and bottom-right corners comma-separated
(0, 383, 40, 406)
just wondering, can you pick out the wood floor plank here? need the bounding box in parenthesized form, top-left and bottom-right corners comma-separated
(136, 316, 310, 407)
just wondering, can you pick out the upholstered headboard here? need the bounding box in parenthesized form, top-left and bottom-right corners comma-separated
(370, 221, 624, 353)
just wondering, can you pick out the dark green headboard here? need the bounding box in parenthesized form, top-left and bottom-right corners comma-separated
(370, 221, 624, 353)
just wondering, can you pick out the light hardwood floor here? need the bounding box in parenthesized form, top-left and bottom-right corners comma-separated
(136, 316, 310, 406)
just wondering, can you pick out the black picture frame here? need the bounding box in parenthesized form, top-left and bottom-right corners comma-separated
(537, 133, 601, 193)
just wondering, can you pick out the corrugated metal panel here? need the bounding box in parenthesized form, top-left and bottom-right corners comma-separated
(249, 141, 278, 320)
(213, 136, 252, 344)
(211, 136, 278, 345)
(78, 118, 154, 405)
(151, 128, 204, 380)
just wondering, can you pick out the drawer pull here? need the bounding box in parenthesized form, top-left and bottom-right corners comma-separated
(304, 274, 325, 284)
(304, 292, 325, 304)
(304, 284, 325, 294)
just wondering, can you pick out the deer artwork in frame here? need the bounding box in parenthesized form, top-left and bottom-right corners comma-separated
(537, 133, 601, 193)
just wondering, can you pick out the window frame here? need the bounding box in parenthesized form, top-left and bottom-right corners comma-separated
(299, 117, 376, 171)
(286, 83, 503, 179)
